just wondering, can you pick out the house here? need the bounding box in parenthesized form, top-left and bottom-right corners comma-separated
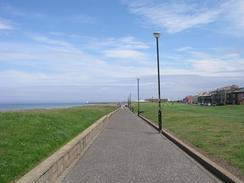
(234, 87, 244, 105)
(198, 92, 212, 105)
(183, 96, 193, 104)
(210, 85, 239, 105)
(184, 85, 243, 106)
(192, 95, 199, 104)
(226, 91, 239, 105)
(209, 90, 218, 105)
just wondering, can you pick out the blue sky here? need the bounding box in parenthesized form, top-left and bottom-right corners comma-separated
(0, 0, 244, 103)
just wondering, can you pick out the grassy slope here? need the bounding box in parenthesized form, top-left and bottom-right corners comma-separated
(134, 103, 244, 175)
(0, 105, 116, 183)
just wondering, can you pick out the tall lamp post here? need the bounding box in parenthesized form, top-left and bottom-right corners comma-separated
(153, 32, 162, 132)
(137, 78, 140, 116)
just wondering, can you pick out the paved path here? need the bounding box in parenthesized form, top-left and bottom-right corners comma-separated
(62, 108, 220, 183)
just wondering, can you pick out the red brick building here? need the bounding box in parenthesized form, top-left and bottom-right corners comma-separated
(183, 96, 193, 104)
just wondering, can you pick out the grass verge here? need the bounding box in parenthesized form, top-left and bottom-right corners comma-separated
(0, 105, 116, 183)
(133, 102, 244, 178)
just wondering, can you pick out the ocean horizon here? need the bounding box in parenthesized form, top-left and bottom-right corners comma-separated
(0, 103, 87, 111)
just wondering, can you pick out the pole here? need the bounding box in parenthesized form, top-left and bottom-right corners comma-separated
(129, 92, 131, 111)
(156, 37, 162, 132)
(128, 96, 129, 108)
(137, 78, 140, 116)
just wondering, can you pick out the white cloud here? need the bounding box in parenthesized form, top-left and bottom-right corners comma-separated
(87, 36, 149, 59)
(87, 36, 149, 50)
(221, 0, 244, 33)
(160, 47, 244, 77)
(29, 35, 80, 52)
(103, 49, 144, 58)
(28, 34, 150, 60)
(0, 52, 40, 60)
(124, 0, 244, 35)
(0, 70, 90, 87)
(116, 36, 149, 49)
(1, 34, 244, 79)
(0, 34, 155, 90)
(125, 1, 220, 33)
(176, 47, 192, 52)
(1, 31, 244, 102)
(192, 59, 227, 73)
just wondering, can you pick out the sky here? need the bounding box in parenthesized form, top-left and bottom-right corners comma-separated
(0, 0, 244, 103)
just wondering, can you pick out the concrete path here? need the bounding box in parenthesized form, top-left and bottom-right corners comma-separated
(62, 108, 220, 183)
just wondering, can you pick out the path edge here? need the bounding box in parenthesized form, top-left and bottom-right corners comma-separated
(16, 108, 119, 183)
(138, 114, 243, 183)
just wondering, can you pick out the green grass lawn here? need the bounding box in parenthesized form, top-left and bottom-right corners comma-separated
(133, 102, 244, 177)
(0, 105, 116, 183)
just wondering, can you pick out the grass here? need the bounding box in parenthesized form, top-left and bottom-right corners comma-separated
(133, 102, 244, 176)
(0, 105, 116, 183)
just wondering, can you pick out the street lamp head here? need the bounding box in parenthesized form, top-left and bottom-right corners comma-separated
(153, 32, 160, 38)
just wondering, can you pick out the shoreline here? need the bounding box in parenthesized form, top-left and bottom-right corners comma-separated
(0, 102, 117, 112)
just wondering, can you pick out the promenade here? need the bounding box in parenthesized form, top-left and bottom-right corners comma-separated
(62, 108, 220, 183)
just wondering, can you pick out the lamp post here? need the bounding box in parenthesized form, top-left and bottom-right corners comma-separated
(129, 92, 132, 111)
(153, 32, 162, 132)
(137, 78, 140, 116)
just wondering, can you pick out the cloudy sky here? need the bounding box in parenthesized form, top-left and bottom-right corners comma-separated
(0, 0, 244, 103)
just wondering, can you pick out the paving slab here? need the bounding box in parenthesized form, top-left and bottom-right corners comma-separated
(62, 108, 220, 183)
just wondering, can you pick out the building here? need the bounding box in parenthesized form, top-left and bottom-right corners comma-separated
(234, 87, 244, 105)
(192, 95, 199, 104)
(183, 85, 243, 106)
(198, 92, 212, 105)
(183, 96, 193, 104)
(226, 91, 239, 105)
(210, 85, 239, 105)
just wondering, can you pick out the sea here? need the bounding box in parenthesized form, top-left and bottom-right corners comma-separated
(0, 103, 87, 112)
